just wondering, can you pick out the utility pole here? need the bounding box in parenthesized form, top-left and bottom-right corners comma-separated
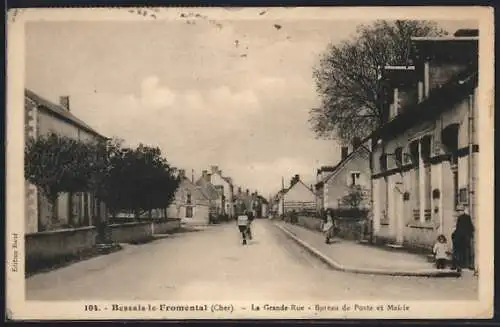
(281, 176, 285, 217)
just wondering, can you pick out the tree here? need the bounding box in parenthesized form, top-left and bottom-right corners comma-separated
(100, 141, 180, 219)
(310, 20, 448, 143)
(340, 185, 369, 209)
(24, 133, 99, 229)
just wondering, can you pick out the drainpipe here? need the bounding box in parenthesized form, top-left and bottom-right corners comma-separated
(468, 93, 477, 274)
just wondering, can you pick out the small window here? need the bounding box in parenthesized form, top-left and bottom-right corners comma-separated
(186, 192, 192, 205)
(186, 206, 193, 218)
(350, 171, 361, 186)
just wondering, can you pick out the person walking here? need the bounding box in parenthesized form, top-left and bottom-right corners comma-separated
(322, 210, 335, 244)
(451, 204, 475, 273)
(237, 211, 250, 245)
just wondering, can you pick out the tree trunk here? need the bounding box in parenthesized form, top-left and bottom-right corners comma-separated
(148, 209, 152, 219)
(49, 193, 59, 229)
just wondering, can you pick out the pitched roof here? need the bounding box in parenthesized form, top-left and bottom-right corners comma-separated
(195, 178, 220, 200)
(180, 177, 209, 200)
(25, 89, 106, 139)
(315, 145, 371, 188)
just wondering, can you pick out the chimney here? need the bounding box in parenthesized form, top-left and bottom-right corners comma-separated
(59, 96, 70, 111)
(341, 146, 349, 160)
(211, 165, 219, 174)
(202, 170, 211, 182)
(246, 189, 249, 195)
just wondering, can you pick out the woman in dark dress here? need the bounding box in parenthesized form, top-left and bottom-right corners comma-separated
(451, 205, 475, 273)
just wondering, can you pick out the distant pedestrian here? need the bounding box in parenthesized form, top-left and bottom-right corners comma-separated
(451, 205, 475, 272)
(237, 212, 249, 245)
(322, 210, 335, 244)
(433, 234, 451, 270)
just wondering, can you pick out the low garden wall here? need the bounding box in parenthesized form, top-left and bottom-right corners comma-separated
(109, 222, 153, 244)
(294, 214, 370, 241)
(25, 226, 97, 271)
(152, 218, 181, 234)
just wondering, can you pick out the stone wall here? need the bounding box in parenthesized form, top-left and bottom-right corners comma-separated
(152, 218, 181, 234)
(109, 222, 153, 244)
(25, 226, 97, 271)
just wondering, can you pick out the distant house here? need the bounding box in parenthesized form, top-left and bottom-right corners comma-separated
(195, 171, 223, 216)
(315, 139, 371, 211)
(272, 189, 288, 216)
(167, 170, 211, 225)
(281, 176, 316, 214)
(25, 89, 107, 233)
(204, 166, 235, 218)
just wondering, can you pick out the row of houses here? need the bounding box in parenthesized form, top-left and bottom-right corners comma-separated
(271, 29, 480, 263)
(166, 166, 270, 225)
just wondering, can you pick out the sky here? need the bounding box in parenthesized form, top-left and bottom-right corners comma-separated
(25, 10, 477, 197)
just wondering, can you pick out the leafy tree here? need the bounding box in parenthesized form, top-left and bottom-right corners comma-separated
(310, 20, 447, 143)
(340, 185, 369, 208)
(24, 133, 99, 228)
(100, 141, 180, 219)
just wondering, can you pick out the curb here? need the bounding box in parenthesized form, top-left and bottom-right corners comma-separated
(274, 223, 461, 278)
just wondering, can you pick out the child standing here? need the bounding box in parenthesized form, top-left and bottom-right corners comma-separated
(433, 234, 451, 269)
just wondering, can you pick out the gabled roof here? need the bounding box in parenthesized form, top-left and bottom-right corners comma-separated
(195, 178, 220, 200)
(179, 177, 209, 200)
(287, 179, 315, 195)
(315, 145, 371, 189)
(25, 89, 106, 139)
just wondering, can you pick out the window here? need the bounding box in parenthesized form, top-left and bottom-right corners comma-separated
(394, 147, 403, 166)
(350, 171, 361, 186)
(379, 154, 388, 171)
(186, 192, 192, 205)
(186, 206, 193, 218)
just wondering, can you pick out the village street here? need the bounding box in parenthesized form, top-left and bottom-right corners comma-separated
(26, 220, 477, 301)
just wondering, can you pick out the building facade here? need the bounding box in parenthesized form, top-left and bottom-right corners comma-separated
(281, 179, 316, 214)
(315, 142, 371, 211)
(206, 166, 235, 218)
(167, 170, 211, 225)
(370, 31, 478, 264)
(25, 89, 107, 233)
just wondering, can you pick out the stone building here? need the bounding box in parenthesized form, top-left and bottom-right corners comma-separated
(369, 30, 479, 266)
(25, 89, 107, 233)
